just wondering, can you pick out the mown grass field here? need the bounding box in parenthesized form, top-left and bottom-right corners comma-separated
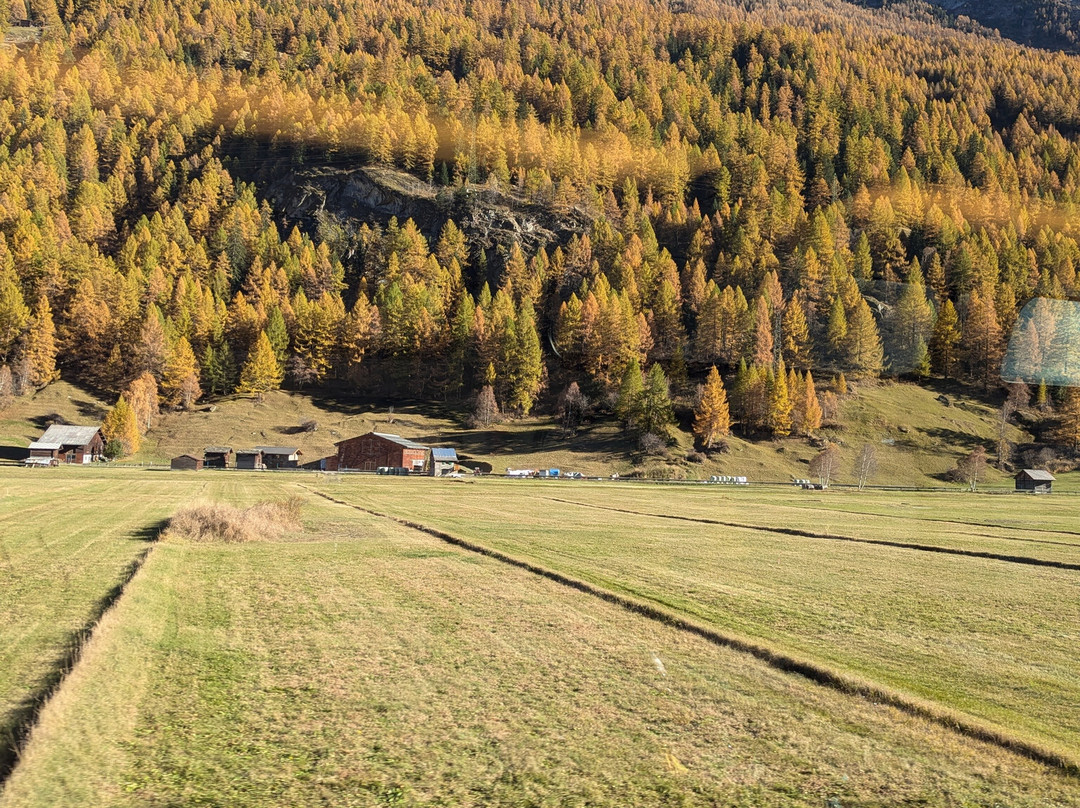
(0, 469, 291, 772)
(323, 478, 1080, 757)
(0, 467, 1078, 806)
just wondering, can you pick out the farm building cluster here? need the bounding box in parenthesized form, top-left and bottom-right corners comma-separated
(18, 423, 1061, 492)
(167, 431, 464, 476)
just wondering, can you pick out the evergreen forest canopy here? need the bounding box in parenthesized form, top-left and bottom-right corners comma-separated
(1, 0, 1080, 440)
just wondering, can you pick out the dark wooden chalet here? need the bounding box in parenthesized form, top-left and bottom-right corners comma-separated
(235, 449, 264, 470)
(203, 447, 233, 469)
(256, 446, 302, 469)
(27, 425, 104, 465)
(170, 454, 203, 471)
(335, 432, 428, 472)
(1015, 469, 1055, 493)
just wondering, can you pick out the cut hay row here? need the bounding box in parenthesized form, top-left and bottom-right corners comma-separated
(541, 496, 1080, 571)
(306, 487, 1080, 777)
(162, 497, 303, 543)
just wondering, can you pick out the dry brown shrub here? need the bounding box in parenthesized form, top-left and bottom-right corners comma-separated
(164, 497, 303, 543)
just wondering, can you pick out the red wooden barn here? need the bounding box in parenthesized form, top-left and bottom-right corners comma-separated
(334, 431, 428, 472)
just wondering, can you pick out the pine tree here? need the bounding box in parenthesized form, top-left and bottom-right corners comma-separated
(693, 366, 731, 449)
(470, 384, 500, 428)
(137, 307, 169, 380)
(751, 294, 774, 365)
(801, 370, 823, 434)
(0, 364, 13, 411)
(237, 331, 284, 394)
(843, 296, 884, 377)
(265, 305, 289, 363)
(0, 267, 29, 360)
(123, 372, 159, 434)
(888, 261, 934, 374)
(25, 295, 58, 389)
(963, 288, 1004, 388)
(506, 302, 543, 415)
(781, 293, 812, 370)
(1054, 388, 1080, 450)
(825, 296, 847, 362)
(616, 357, 644, 432)
(639, 363, 675, 438)
(102, 395, 140, 456)
(768, 359, 793, 437)
(930, 299, 961, 378)
(161, 336, 201, 409)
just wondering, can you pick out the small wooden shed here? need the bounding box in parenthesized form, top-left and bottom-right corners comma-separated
(235, 449, 264, 470)
(256, 446, 302, 469)
(428, 447, 459, 476)
(170, 454, 203, 471)
(1015, 469, 1055, 493)
(204, 446, 233, 469)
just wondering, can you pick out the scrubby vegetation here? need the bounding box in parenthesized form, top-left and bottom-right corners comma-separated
(163, 497, 303, 543)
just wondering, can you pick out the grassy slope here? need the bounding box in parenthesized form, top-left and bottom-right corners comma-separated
(327, 478, 1080, 755)
(1, 474, 1077, 806)
(0, 377, 1041, 486)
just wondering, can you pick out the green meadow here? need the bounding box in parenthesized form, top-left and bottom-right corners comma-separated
(0, 467, 1077, 806)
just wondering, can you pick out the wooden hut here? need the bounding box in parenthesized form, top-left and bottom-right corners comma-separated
(170, 454, 203, 471)
(203, 447, 233, 469)
(256, 446, 302, 469)
(1015, 469, 1055, 493)
(235, 449, 264, 470)
(428, 447, 459, 476)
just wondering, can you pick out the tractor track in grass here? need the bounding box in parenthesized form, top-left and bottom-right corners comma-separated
(305, 487, 1080, 777)
(751, 502, 1080, 546)
(540, 497, 1080, 572)
(0, 524, 165, 789)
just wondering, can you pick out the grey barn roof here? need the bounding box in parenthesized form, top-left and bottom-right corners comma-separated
(255, 446, 301, 455)
(430, 448, 458, 461)
(1019, 469, 1056, 481)
(204, 446, 233, 454)
(37, 425, 101, 446)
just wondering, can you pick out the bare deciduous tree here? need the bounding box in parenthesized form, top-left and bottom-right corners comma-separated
(954, 446, 988, 492)
(854, 443, 878, 490)
(469, 385, 500, 428)
(809, 443, 842, 487)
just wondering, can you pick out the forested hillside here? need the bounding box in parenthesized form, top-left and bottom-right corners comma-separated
(853, 0, 1080, 53)
(1, 0, 1079, 455)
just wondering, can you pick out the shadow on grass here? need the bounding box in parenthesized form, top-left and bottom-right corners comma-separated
(73, 399, 108, 421)
(918, 427, 988, 452)
(0, 518, 169, 785)
(418, 421, 629, 461)
(0, 446, 27, 461)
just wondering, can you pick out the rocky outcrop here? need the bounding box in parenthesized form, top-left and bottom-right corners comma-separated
(258, 163, 594, 276)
